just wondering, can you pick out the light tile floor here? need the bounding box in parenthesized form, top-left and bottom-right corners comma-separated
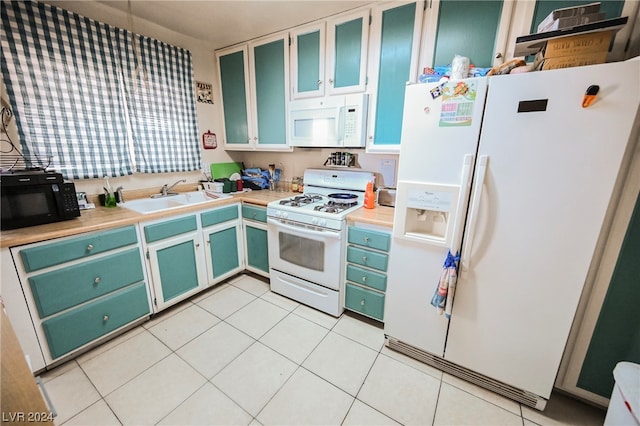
(41, 274, 607, 425)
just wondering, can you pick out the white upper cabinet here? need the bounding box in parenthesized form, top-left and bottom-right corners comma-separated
(290, 10, 369, 99)
(216, 32, 291, 151)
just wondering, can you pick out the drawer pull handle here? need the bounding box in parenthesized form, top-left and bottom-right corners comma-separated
(94, 277, 101, 284)
(360, 299, 365, 306)
(103, 315, 109, 322)
(252, 213, 257, 218)
(362, 256, 367, 262)
(363, 237, 370, 242)
(362, 276, 367, 282)
(87, 244, 94, 251)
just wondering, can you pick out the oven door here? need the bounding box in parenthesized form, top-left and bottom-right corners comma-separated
(267, 217, 344, 289)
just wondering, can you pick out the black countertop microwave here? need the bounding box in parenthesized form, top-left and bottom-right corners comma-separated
(1, 171, 80, 230)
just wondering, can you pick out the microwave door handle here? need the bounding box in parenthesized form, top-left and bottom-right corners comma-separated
(337, 106, 345, 145)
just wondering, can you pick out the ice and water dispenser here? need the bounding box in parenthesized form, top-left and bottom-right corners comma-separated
(393, 182, 460, 247)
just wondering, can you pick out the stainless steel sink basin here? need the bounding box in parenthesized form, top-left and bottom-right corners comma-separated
(121, 191, 231, 214)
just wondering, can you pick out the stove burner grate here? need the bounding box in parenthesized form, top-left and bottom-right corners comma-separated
(279, 194, 324, 207)
(313, 200, 358, 214)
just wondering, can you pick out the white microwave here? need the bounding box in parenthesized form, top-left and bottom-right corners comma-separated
(288, 94, 368, 148)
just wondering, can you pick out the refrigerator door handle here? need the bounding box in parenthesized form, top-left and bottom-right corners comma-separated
(451, 154, 475, 254)
(461, 155, 489, 272)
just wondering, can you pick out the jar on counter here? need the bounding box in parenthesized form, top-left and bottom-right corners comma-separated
(291, 177, 299, 192)
(298, 179, 304, 193)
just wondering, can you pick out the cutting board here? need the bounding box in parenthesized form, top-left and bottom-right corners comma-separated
(210, 162, 242, 179)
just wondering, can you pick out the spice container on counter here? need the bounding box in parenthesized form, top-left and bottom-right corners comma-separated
(291, 177, 299, 192)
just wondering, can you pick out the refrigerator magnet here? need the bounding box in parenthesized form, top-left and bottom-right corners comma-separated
(582, 85, 600, 108)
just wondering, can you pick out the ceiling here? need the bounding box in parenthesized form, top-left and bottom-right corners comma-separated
(44, 1, 373, 50)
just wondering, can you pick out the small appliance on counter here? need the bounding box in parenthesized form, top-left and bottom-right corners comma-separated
(377, 188, 396, 207)
(0, 170, 80, 230)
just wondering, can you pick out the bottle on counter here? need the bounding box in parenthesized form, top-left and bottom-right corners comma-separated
(364, 181, 375, 209)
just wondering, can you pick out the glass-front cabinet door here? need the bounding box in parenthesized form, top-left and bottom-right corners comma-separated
(290, 10, 369, 99)
(421, 0, 513, 69)
(249, 33, 290, 149)
(290, 23, 325, 99)
(216, 45, 251, 148)
(366, 1, 423, 152)
(504, 0, 634, 61)
(326, 10, 369, 96)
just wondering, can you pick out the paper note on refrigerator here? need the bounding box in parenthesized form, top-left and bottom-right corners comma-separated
(439, 80, 477, 127)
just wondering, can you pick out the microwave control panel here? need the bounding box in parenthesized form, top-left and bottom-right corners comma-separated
(342, 94, 368, 147)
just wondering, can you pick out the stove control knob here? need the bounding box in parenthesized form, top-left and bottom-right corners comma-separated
(282, 212, 288, 219)
(318, 219, 327, 227)
(311, 217, 319, 225)
(275, 211, 282, 218)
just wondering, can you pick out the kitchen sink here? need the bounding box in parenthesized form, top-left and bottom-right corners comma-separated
(121, 191, 231, 214)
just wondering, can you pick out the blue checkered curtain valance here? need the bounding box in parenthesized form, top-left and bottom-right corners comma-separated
(0, 1, 134, 179)
(116, 30, 201, 173)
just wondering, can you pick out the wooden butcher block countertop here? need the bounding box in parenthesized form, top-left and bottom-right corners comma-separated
(0, 189, 394, 248)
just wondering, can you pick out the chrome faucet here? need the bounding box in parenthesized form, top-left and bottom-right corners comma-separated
(153, 179, 186, 197)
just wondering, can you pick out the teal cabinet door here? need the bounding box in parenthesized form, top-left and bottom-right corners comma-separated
(433, 0, 504, 68)
(217, 46, 250, 145)
(369, 2, 421, 149)
(251, 36, 287, 146)
(156, 239, 200, 301)
(327, 10, 369, 95)
(294, 25, 324, 97)
(529, 1, 624, 33)
(245, 224, 269, 274)
(208, 226, 240, 279)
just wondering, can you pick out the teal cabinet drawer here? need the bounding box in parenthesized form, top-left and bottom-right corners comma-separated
(42, 283, 150, 359)
(242, 205, 267, 223)
(201, 205, 239, 228)
(346, 264, 387, 292)
(348, 227, 391, 252)
(29, 248, 145, 318)
(347, 246, 389, 272)
(144, 216, 197, 243)
(345, 284, 384, 321)
(20, 226, 137, 272)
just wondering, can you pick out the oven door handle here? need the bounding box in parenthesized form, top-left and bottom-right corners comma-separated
(267, 218, 342, 240)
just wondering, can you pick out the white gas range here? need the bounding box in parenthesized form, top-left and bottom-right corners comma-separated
(266, 168, 375, 316)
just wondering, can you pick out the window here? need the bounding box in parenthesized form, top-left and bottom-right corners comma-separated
(1, 1, 201, 179)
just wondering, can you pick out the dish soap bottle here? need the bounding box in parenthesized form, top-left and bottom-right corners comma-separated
(364, 181, 375, 209)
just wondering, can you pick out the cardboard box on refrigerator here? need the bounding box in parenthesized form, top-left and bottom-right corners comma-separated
(543, 30, 613, 57)
(541, 51, 609, 70)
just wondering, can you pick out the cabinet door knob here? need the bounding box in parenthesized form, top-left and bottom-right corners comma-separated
(329, 78, 334, 84)
(362, 256, 367, 262)
(360, 299, 365, 306)
(94, 277, 101, 284)
(87, 244, 94, 251)
(103, 315, 109, 322)
(317, 80, 322, 86)
(362, 276, 367, 282)
(195, 243, 200, 248)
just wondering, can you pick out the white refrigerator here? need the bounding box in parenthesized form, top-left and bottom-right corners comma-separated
(384, 59, 640, 409)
